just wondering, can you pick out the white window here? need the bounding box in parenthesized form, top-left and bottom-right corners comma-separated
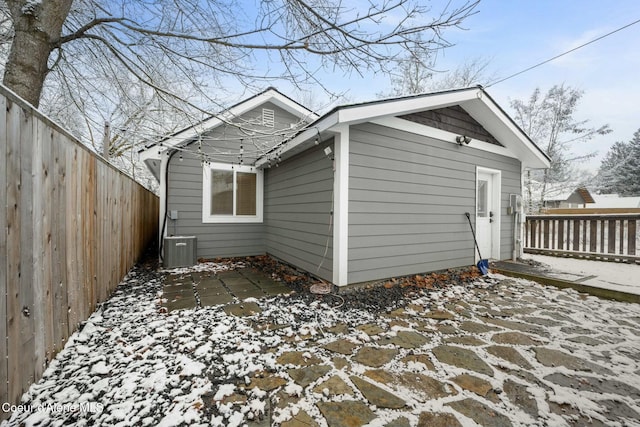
(202, 163, 263, 223)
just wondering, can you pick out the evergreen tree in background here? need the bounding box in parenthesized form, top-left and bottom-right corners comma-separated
(597, 130, 640, 195)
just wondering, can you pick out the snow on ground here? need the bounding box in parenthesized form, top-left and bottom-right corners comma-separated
(525, 254, 640, 295)
(3, 261, 640, 427)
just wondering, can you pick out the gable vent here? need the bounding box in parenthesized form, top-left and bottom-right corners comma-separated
(262, 108, 275, 127)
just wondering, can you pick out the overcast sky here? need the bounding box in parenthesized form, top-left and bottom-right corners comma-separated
(305, 0, 640, 173)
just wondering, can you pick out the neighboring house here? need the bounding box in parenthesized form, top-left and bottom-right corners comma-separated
(543, 186, 595, 210)
(139, 86, 550, 287)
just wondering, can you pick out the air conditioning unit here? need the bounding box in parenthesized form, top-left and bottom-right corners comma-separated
(164, 236, 197, 268)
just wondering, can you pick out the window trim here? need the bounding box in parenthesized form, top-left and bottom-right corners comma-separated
(202, 163, 263, 223)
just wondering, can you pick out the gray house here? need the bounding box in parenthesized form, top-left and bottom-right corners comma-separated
(140, 87, 550, 287)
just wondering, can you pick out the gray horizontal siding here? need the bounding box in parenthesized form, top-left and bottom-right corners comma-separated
(348, 122, 520, 284)
(164, 102, 307, 260)
(195, 102, 302, 164)
(264, 142, 334, 282)
(166, 155, 265, 259)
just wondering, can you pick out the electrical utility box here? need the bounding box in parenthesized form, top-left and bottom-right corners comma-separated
(164, 236, 197, 268)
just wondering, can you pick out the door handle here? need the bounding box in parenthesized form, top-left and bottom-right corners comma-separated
(489, 211, 494, 223)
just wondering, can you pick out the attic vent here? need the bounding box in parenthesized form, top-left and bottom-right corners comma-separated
(262, 108, 275, 127)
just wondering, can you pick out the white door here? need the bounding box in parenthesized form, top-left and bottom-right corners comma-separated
(476, 171, 493, 260)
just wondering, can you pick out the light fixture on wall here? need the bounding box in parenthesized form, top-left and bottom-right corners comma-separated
(456, 135, 471, 145)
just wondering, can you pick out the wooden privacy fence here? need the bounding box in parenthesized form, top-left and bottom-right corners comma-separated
(525, 214, 640, 263)
(0, 86, 159, 419)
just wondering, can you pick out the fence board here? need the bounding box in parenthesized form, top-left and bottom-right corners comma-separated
(52, 130, 69, 354)
(525, 214, 640, 263)
(607, 219, 616, 254)
(572, 220, 580, 251)
(589, 220, 597, 253)
(6, 98, 23, 406)
(19, 100, 36, 394)
(0, 86, 159, 421)
(0, 89, 8, 411)
(630, 220, 637, 255)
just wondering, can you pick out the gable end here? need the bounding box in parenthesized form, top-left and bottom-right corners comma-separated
(399, 106, 503, 147)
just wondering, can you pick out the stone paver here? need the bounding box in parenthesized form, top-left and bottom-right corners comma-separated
(350, 376, 406, 409)
(288, 365, 331, 387)
(277, 351, 322, 367)
(381, 331, 429, 349)
(224, 302, 262, 317)
(161, 264, 640, 427)
(353, 346, 398, 368)
(451, 374, 493, 397)
(447, 398, 512, 427)
(281, 410, 319, 427)
(162, 267, 291, 311)
(313, 375, 354, 396)
(316, 401, 376, 427)
(323, 338, 359, 355)
(432, 345, 494, 377)
(417, 412, 462, 427)
(486, 345, 532, 369)
(534, 347, 612, 374)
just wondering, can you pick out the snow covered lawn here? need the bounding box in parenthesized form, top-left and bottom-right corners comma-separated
(3, 260, 640, 427)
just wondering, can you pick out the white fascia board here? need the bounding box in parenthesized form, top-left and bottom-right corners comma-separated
(463, 98, 550, 170)
(370, 117, 519, 159)
(336, 90, 477, 125)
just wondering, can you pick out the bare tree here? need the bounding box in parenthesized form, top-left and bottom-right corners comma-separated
(427, 56, 497, 91)
(510, 84, 611, 213)
(2, 0, 479, 108)
(381, 55, 496, 97)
